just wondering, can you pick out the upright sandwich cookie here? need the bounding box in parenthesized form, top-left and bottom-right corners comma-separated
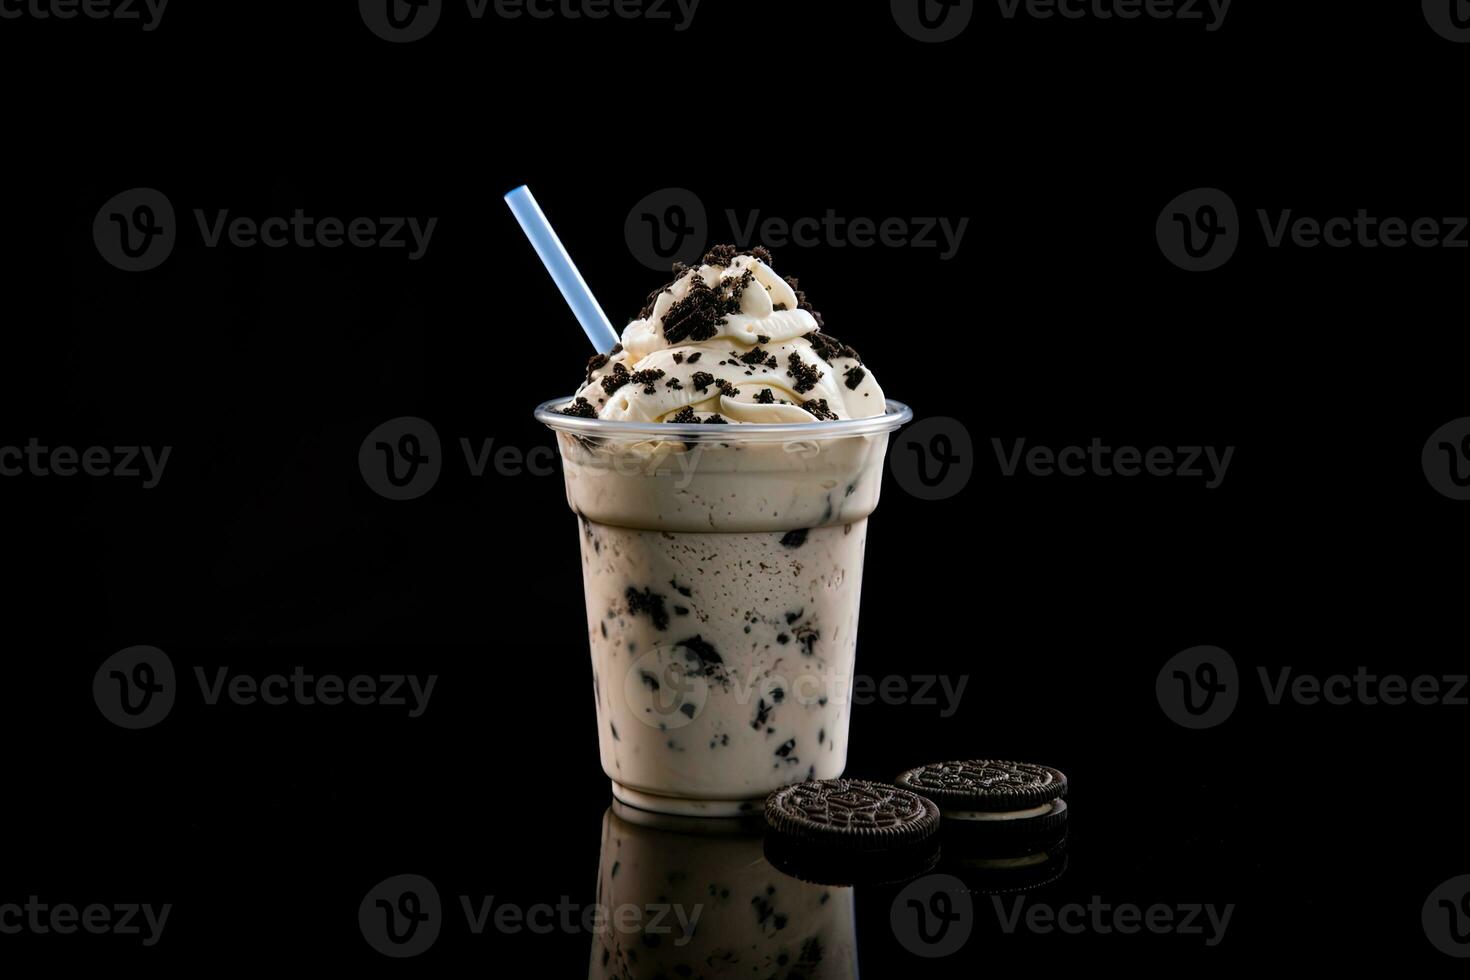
(896, 760, 1068, 836)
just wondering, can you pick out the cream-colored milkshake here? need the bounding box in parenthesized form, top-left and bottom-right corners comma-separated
(538, 246, 908, 816)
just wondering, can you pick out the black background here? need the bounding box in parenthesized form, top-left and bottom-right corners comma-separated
(4, 0, 1469, 972)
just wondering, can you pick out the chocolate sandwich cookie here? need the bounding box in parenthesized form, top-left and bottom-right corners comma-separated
(896, 760, 1069, 836)
(763, 778, 941, 886)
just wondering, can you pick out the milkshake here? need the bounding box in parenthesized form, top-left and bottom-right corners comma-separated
(537, 245, 909, 816)
(589, 802, 858, 979)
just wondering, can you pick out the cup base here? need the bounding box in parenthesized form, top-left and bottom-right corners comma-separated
(610, 781, 765, 819)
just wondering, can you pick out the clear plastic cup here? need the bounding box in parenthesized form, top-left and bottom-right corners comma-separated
(536, 398, 912, 817)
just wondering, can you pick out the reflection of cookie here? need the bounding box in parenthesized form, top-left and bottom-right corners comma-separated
(946, 842, 1070, 895)
(764, 833, 940, 888)
(765, 778, 940, 850)
(896, 760, 1068, 832)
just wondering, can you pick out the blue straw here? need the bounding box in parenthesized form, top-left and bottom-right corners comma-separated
(504, 185, 621, 353)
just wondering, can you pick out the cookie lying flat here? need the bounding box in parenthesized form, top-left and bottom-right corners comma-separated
(763, 778, 941, 885)
(765, 778, 940, 849)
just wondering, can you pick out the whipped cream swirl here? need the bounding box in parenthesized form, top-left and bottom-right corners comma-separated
(561, 248, 884, 424)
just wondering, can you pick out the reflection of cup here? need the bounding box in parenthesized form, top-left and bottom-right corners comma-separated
(590, 802, 858, 979)
(538, 401, 912, 817)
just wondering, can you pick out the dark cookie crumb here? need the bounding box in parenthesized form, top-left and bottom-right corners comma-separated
(672, 352, 685, 364)
(584, 352, 609, 384)
(667, 406, 700, 424)
(757, 334, 770, 344)
(601, 362, 632, 395)
(703, 414, 729, 424)
(670, 580, 693, 598)
(752, 698, 773, 729)
(686, 352, 702, 363)
(631, 368, 666, 394)
(808, 331, 862, 365)
(773, 303, 788, 312)
(844, 366, 866, 389)
(665, 377, 683, 390)
(702, 244, 773, 267)
(625, 587, 669, 631)
(786, 354, 823, 394)
(782, 275, 823, 328)
(691, 371, 715, 393)
(800, 398, 838, 421)
(780, 529, 808, 549)
(714, 378, 741, 398)
(558, 397, 598, 419)
(661, 276, 725, 345)
(785, 609, 803, 624)
(676, 635, 723, 669)
(755, 388, 775, 404)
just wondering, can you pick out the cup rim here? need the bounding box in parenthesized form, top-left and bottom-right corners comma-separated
(535, 397, 913, 442)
